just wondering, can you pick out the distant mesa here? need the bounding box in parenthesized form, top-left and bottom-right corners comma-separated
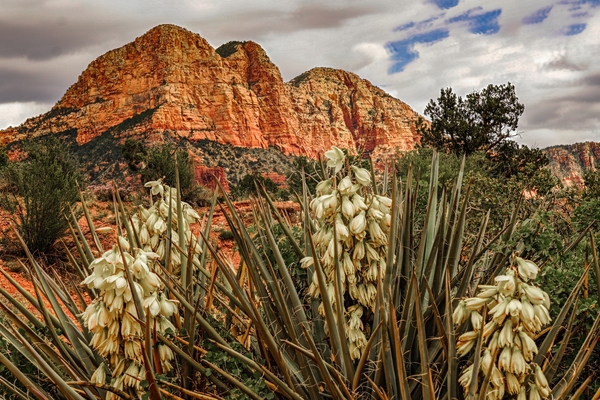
(0, 24, 422, 165)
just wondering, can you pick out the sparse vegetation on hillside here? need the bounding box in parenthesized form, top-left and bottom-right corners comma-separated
(216, 40, 245, 58)
(1, 137, 84, 252)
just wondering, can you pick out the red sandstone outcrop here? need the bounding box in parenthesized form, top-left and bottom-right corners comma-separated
(194, 166, 229, 191)
(544, 142, 600, 187)
(0, 24, 421, 159)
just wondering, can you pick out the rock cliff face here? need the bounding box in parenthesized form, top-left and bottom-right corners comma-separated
(544, 142, 600, 187)
(0, 24, 421, 162)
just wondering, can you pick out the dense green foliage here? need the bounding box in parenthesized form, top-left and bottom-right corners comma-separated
(285, 156, 320, 197)
(230, 171, 289, 200)
(1, 137, 84, 252)
(122, 139, 199, 200)
(418, 83, 525, 155)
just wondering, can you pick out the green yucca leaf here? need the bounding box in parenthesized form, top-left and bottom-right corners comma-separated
(155, 269, 227, 347)
(380, 285, 398, 400)
(259, 183, 304, 260)
(78, 184, 103, 254)
(352, 321, 382, 392)
(15, 228, 97, 376)
(70, 208, 95, 262)
(8, 324, 89, 400)
(0, 375, 32, 400)
(65, 218, 92, 272)
(298, 325, 346, 400)
(202, 360, 266, 400)
(0, 350, 52, 400)
(466, 307, 486, 400)
(307, 220, 347, 376)
(209, 340, 304, 400)
(155, 333, 229, 392)
(543, 298, 578, 381)
(113, 180, 136, 250)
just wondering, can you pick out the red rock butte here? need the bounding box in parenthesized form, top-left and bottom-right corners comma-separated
(0, 24, 422, 159)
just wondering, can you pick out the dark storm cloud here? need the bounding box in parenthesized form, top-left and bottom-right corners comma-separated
(546, 55, 587, 71)
(0, 8, 152, 61)
(523, 71, 600, 131)
(190, 4, 377, 39)
(0, 3, 157, 104)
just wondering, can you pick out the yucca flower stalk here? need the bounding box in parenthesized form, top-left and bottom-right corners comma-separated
(456, 256, 552, 400)
(81, 179, 202, 398)
(302, 147, 392, 360)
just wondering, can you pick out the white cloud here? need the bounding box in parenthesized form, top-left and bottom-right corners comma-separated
(0, 102, 53, 129)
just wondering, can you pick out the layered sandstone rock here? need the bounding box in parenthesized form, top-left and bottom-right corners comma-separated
(544, 142, 600, 187)
(0, 24, 421, 160)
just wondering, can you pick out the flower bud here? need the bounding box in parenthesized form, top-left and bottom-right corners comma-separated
(350, 211, 367, 235)
(325, 147, 345, 173)
(464, 297, 489, 311)
(534, 304, 551, 325)
(339, 176, 353, 195)
(522, 284, 545, 305)
(458, 364, 474, 390)
(499, 318, 514, 348)
(530, 383, 541, 400)
(516, 257, 539, 281)
(342, 196, 356, 219)
(471, 310, 483, 330)
(507, 299, 522, 317)
(118, 236, 130, 251)
(316, 179, 333, 195)
(453, 300, 469, 326)
(505, 372, 520, 395)
(510, 346, 526, 375)
(352, 194, 368, 211)
(498, 346, 512, 372)
(496, 274, 517, 296)
(352, 166, 371, 186)
(535, 364, 551, 398)
(519, 331, 538, 361)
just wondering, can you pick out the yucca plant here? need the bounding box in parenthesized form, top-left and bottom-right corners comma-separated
(0, 148, 598, 400)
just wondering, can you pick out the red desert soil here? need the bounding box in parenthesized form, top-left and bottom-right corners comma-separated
(0, 200, 300, 318)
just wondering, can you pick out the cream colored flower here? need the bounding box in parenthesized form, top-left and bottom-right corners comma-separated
(325, 147, 345, 173)
(352, 166, 371, 186)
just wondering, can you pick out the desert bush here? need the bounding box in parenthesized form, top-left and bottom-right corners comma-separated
(218, 229, 234, 240)
(230, 171, 288, 200)
(87, 184, 133, 202)
(122, 139, 199, 201)
(1, 137, 84, 252)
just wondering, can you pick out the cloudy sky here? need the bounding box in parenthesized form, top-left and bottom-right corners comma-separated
(1, 0, 599, 148)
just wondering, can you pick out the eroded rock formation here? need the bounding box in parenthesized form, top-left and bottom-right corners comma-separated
(0, 24, 421, 161)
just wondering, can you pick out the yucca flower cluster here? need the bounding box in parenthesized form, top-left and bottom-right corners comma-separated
(134, 179, 202, 270)
(455, 257, 552, 400)
(301, 147, 392, 360)
(81, 179, 202, 398)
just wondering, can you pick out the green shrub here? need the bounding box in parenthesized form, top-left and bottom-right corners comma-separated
(122, 139, 199, 201)
(1, 137, 84, 252)
(230, 171, 287, 201)
(218, 230, 234, 240)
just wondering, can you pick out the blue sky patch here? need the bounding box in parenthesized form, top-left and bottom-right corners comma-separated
(446, 8, 502, 34)
(522, 6, 553, 24)
(386, 28, 449, 73)
(394, 14, 445, 32)
(565, 23, 587, 35)
(431, 0, 459, 10)
(394, 21, 415, 32)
